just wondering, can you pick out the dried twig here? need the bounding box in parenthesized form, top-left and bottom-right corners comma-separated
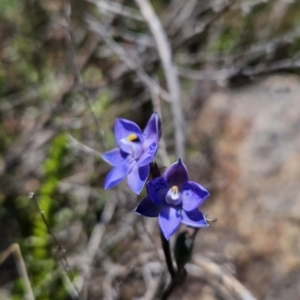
(88, 0, 144, 22)
(142, 263, 165, 300)
(109, 27, 155, 47)
(178, 66, 235, 82)
(102, 260, 128, 300)
(178, 57, 300, 82)
(0, 244, 35, 300)
(162, 0, 188, 29)
(97, 212, 138, 260)
(68, 134, 102, 157)
(85, 15, 171, 103)
(174, 0, 236, 49)
(241, 58, 300, 77)
(134, 0, 185, 159)
(75, 196, 117, 298)
(29, 193, 79, 298)
(167, 0, 198, 35)
(186, 255, 257, 300)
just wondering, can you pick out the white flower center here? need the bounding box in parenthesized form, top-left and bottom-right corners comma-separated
(165, 185, 181, 205)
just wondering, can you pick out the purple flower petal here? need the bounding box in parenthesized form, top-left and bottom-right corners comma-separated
(136, 142, 158, 166)
(159, 206, 181, 240)
(181, 209, 209, 228)
(127, 164, 149, 195)
(164, 159, 189, 188)
(101, 148, 127, 166)
(135, 196, 163, 217)
(114, 118, 143, 153)
(104, 156, 135, 189)
(147, 177, 168, 205)
(182, 181, 210, 211)
(144, 113, 162, 139)
(143, 112, 162, 149)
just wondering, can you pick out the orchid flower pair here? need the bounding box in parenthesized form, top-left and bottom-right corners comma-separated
(101, 113, 209, 240)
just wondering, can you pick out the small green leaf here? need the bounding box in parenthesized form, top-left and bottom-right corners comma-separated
(173, 231, 194, 270)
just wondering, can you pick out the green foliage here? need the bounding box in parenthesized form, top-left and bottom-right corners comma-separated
(12, 278, 26, 296)
(30, 134, 69, 299)
(9, 296, 23, 300)
(8, 134, 71, 300)
(0, 0, 22, 19)
(209, 27, 238, 52)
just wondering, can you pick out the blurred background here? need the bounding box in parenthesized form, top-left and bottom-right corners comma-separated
(1, 0, 300, 299)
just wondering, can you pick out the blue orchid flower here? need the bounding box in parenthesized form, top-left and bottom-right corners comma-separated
(102, 113, 162, 194)
(135, 159, 210, 240)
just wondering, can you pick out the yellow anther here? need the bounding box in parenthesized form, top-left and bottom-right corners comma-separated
(127, 133, 138, 141)
(171, 186, 178, 194)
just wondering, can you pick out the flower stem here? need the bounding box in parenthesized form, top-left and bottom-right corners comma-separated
(160, 229, 176, 279)
(149, 161, 162, 178)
